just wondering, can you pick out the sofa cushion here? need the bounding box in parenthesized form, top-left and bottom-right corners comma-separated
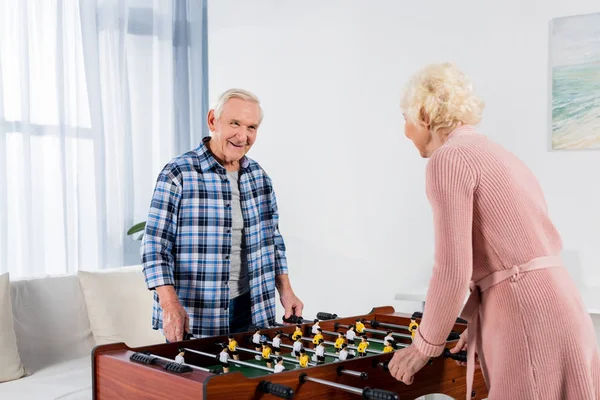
(0, 272, 26, 383)
(77, 265, 164, 347)
(10, 274, 96, 372)
(0, 355, 91, 400)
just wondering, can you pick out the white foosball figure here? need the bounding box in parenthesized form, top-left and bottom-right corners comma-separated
(175, 350, 185, 364)
(273, 357, 285, 373)
(311, 319, 321, 334)
(252, 328, 261, 360)
(384, 331, 395, 346)
(272, 331, 282, 355)
(219, 345, 231, 373)
(292, 337, 303, 359)
(315, 340, 326, 364)
(345, 326, 357, 345)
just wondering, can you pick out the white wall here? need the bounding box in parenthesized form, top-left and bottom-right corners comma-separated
(207, 1, 600, 324)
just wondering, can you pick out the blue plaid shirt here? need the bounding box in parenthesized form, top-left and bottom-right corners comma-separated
(141, 137, 288, 337)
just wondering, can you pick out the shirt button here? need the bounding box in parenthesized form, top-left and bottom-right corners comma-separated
(227, 229, 231, 233)
(226, 203, 231, 208)
(225, 255, 230, 259)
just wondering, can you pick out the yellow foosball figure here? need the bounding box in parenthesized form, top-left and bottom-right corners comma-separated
(408, 319, 419, 340)
(334, 333, 345, 353)
(298, 349, 310, 368)
(355, 318, 365, 334)
(383, 343, 394, 353)
(357, 335, 369, 357)
(312, 328, 324, 347)
(292, 325, 303, 341)
(227, 335, 239, 360)
(262, 344, 273, 368)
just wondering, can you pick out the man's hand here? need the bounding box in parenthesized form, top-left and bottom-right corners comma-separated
(275, 274, 304, 319)
(161, 301, 189, 342)
(157, 285, 189, 342)
(280, 290, 304, 320)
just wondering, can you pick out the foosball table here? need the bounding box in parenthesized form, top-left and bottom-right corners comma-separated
(92, 306, 488, 399)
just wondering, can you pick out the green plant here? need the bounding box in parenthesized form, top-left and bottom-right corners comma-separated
(127, 221, 146, 241)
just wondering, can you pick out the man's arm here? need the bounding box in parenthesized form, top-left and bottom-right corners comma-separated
(268, 182, 303, 317)
(141, 166, 182, 294)
(141, 166, 190, 341)
(268, 185, 289, 277)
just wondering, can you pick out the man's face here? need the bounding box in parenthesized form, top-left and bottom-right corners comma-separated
(207, 98, 261, 163)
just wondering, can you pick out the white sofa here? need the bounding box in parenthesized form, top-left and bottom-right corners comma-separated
(0, 265, 165, 400)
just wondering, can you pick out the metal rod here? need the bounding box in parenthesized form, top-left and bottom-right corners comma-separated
(297, 335, 383, 355)
(147, 352, 211, 372)
(218, 343, 317, 367)
(268, 341, 339, 359)
(183, 348, 275, 373)
(322, 329, 390, 345)
(339, 368, 368, 379)
(300, 375, 363, 396)
(335, 325, 412, 340)
(368, 321, 409, 331)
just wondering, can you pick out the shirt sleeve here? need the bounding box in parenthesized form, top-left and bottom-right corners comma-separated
(140, 165, 182, 290)
(412, 147, 476, 358)
(268, 183, 289, 276)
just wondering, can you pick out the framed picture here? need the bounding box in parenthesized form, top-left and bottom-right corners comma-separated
(549, 12, 600, 150)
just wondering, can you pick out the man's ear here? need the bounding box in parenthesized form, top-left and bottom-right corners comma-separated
(207, 109, 217, 132)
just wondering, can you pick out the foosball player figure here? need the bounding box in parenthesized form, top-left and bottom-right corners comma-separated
(384, 330, 396, 349)
(355, 318, 365, 334)
(272, 331, 282, 356)
(292, 324, 303, 341)
(262, 343, 273, 368)
(273, 357, 285, 373)
(219, 344, 231, 373)
(227, 335, 240, 360)
(345, 325, 356, 345)
(312, 328, 323, 348)
(408, 319, 419, 340)
(252, 328, 262, 360)
(175, 349, 185, 364)
(334, 332, 345, 354)
(338, 344, 353, 361)
(383, 342, 394, 353)
(293, 336, 303, 360)
(311, 319, 321, 334)
(357, 335, 369, 357)
(298, 349, 310, 368)
(315, 339, 326, 364)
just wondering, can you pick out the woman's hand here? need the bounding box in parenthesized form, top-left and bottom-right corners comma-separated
(387, 345, 430, 385)
(450, 329, 480, 368)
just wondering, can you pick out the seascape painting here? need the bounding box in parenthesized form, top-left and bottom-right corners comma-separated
(550, 12, 600, 150)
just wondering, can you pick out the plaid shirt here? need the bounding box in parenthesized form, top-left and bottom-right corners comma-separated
(141, 137, 288, 337)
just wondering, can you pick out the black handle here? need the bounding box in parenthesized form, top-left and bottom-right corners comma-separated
(447, 331, 460, 341)
(282, 315, 303, 324)
(443, 348, 467, 363)
(362, 387, 399, 400)
(316, 312, 338, 320)
(411, 311, 467, 324)
(258, 381, 294, 399)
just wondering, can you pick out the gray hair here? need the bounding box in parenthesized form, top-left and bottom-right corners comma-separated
(213, 88, 264, 125)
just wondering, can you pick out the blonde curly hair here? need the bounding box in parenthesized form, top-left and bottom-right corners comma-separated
(400, 63, 485, 137)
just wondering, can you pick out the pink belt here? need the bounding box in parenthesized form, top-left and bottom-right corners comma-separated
(459, 255, 563, 400)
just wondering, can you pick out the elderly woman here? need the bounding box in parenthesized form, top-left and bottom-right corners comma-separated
(388, 63, 600, 399)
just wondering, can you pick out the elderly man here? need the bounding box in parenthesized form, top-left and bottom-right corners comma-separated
(141, 89, 303, 342)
